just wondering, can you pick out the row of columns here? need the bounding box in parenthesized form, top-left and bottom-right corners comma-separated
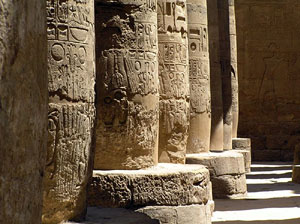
(0, 0, 240, 223)
(93, 0, 240, 170)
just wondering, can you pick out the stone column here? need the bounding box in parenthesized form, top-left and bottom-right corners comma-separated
(218, 0, 232, 150)
(93, 0, 160, 170)
(292, 144, 300, 183)
(186, 0, 211, 153)
(229, 0, 238, 139)
(157, 0, 190, 163)
(207, 0, 224, 151)
(0, 1, 48, 223)
(43, 0, 95, 223)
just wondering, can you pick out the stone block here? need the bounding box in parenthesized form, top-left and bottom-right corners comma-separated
(186, 151, 247, 199)
(136, 203, 213, 224)
(88, 164, 211, 208)
(232, 138, 251, 151)
(292, 165, 300, 184)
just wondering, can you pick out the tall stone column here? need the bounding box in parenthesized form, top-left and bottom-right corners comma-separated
(93, 0, 160, 170)
(218, 0, 232, 150)
(186, 0, 211, 153)
(0, 1, 48, 223)
(208, 0, 224, 151)
(157, 0, 190, 163)
(43, 1, 95, 223)
(229, 0, 239, 139)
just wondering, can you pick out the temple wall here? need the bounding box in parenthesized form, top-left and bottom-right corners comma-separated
(236, 0, 300, 161)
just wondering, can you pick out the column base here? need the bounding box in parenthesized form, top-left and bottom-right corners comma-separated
(88, 163, 213, 207)
(186, 151, 247, 199)
(232, 138, 252, 173)
(292, 165, 300, 184)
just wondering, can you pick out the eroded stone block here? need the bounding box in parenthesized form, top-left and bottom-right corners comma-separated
(186, 151, 247, 198)
(88, 164, 211, 207)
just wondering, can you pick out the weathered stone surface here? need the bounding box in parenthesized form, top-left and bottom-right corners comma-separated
(43, 0, 95, 223)
(218, 0, 232, 150)
(136, 203, 213, 224)
(233, 150, 251, 173)
(186, 0, 211, 153)
(232, 138, 251, 172)
(229, 0, 239, 139)
(88, 164, 211, 207)
(236, 0, 300, 161)
(186, 151, 245, 176)
(212, 174, 247, 199)
(64, 204, 214, 224)
(232, 138, 251, 151)
(157, 0, 190, 163)
(292, 145, 300, 183)
(94, 0, 159, 170)
(208, 0, 224, 152)
(186, 151, 247, 198)
(0, 1, 48, 223)
(292, 165, 300, 184)
(65, 207, 160, 224)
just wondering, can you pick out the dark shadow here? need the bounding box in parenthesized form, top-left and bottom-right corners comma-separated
(246, 172, 292, 179)
(251, 166, 293, 172)
(247, 182, 300, 193)
(214, 196, 300, 211)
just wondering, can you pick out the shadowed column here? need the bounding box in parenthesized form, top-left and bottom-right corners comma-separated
(0, 1, 48, 223)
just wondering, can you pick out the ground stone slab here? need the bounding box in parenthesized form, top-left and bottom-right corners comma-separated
(88, 164, 212, 208)
(186, 151, 247, 199)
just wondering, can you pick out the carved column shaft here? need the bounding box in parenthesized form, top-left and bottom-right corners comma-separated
(43, 0, 95, 223)
(94, 0, 160, 170)
(208, 0, 224, 151)
(218, 0, 232, 150)
(157, 0, 190, 163)
(186, 0, 211, 153)
(229, 0, 239, 139)
(0, 1, 48, 223)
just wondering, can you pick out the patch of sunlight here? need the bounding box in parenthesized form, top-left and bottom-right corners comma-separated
(212, 207, 300, 222)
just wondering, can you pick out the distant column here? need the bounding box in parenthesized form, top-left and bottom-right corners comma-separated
(157, 0, 190, 163)
(208, 0, 224, 151)
(43, 0, 95, 223)
(229, 0, 239, 139)
(0, 1, 48, 223)
(186, 0, 211, 153)
(93, 0, 160, 170)
(218, 0, 232, 150)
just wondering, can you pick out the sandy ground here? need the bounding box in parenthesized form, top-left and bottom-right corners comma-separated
(212, 162, 300, 224)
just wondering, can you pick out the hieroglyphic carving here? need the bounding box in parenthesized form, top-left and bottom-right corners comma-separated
(93, 0, 160, 170)
(187, 0, 211, 153)
(157, 0, 190, 163)
(44, 0, 95, 223)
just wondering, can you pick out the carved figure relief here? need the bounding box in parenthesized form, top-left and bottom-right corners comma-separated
(157, 0, 190, 163)
(94, 0, 159, 170)
(44, 0, 95, 223)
